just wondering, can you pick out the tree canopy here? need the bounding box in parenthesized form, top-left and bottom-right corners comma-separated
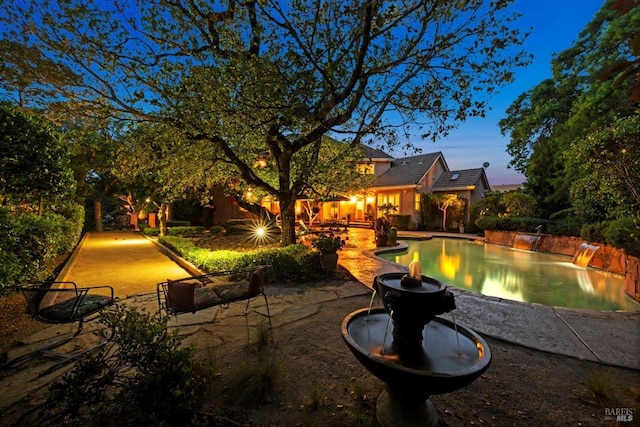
(0, 103, 75, 207)
(499, 0, 639, 220)
(0, 0, 530, 244)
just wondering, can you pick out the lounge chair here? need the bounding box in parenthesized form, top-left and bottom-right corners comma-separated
(6, 282, 116, 373)
(157, 265, 272, 330)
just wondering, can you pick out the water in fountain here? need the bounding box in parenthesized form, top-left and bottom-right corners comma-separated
(367, 288, 377, 316)
(451, 312, 461, 356)
(573, 243, 600, 268)
(513, 234, 541, 251)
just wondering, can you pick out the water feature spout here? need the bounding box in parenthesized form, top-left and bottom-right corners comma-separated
(513, 234, 541, 251)
(573, 243, 600, 268)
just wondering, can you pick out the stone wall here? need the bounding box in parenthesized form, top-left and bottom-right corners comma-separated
(484, 230, 639, 302)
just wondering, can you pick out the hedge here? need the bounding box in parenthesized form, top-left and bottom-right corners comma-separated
(475, 216, 549, 233)
(167, 226, 205, 237)
(158, 236, 326, 282)
(0, 204, 84, 293)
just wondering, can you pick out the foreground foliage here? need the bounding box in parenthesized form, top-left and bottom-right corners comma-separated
(46, 306, 209, 426)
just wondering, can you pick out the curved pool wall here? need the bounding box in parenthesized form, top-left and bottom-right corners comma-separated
(378, 238, 639, 311)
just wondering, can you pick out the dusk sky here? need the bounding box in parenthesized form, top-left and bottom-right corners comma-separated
(394, 0, 605, 186)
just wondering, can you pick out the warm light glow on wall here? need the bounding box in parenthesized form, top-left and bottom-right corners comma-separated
(350, 196, 358, 204)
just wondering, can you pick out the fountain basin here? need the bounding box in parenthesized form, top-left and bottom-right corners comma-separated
(341, 307, 491, 398)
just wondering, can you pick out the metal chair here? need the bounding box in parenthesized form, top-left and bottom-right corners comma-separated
(5, 282, 116, 374)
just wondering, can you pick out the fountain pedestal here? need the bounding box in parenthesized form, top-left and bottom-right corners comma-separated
(377, 386, 439, 427)
(342, 271, 491, 427)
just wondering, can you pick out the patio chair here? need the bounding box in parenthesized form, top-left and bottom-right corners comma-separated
(6, 282, 116, 373)
(157, 265, 272, 330)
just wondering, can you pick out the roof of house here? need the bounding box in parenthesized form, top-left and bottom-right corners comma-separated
(362, 146, 395, 160)
(432, 168, 491, 192)
(370, 152, 444, 188)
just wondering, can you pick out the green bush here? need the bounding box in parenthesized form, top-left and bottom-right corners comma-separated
(547, 218, 583, 237)
(389, 214, 411, 231)
(142, 227, 160, 236)
(224, 219, 256, 235)
(48, 306, 208, 426)
(580, 221, 610, 243)
(158, 236, 325, 282)
(604, 217, 640, 257)
(0, 204, 84, 287)
(168, 226, 205, 237)
(167, 220, 190, 227)
(475, 215, 549, 233)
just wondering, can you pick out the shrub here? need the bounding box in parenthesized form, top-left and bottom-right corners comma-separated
(224, 219, 256, 235)
(158, 236, 325, 282)
(0, 204, 84, 287)
(167, 220, 190, 227)
(142, 227, 160, 236)
(547, 218, 583, 237)
(168, 226, 205, 237)
(580, 221, 610, 243)
(475, 215, 549, 233)
(388, 214, 411, 231)
(47, 306, 208, 426)
(604, 217, 640, 256)
(228, 356, 281, 406)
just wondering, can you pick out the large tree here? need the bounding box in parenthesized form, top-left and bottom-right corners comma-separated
(500, 0, 638, 219)
(0, 0, 529, 244)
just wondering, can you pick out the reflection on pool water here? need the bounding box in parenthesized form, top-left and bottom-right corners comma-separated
(378, 238, 639, 311)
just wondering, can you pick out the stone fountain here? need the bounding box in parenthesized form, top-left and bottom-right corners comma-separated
(341, 262, 491, 427)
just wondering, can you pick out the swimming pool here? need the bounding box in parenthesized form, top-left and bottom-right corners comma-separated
(378, 238, 639, 311)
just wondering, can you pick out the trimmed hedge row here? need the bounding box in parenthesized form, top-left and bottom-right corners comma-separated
(158, 236, 326, 282)
(0, 204, 84, 292)
(475, 216, 549, 233)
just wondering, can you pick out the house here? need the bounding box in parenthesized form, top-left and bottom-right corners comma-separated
(431, 168, 491, 225)
(365, 151, 449, 225)
(219, 147, 491, 229)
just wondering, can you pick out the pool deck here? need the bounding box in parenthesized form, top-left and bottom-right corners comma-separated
(341, 228, 640, 370)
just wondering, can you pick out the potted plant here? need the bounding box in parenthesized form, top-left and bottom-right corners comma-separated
(312, 233, 344, 271)
(374, 217, 392, 247)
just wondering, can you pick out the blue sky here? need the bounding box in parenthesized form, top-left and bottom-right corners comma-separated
(397, 0, 605, 186)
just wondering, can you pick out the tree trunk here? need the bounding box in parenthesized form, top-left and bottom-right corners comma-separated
(440, 207, 447, 231)
(94, 198, 104, 232)
(280, 198, 297, 246)
(158, 203, 168, 237)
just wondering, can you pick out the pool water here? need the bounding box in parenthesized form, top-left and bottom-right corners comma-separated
(378, 238, 639, 311)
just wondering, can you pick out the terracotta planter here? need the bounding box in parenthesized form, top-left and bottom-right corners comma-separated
(320, 252, 339, 272)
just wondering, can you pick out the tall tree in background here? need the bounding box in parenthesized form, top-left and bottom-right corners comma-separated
(0, 0, 529, 245)
(0, 103, 75, 212)
(500, 0, 639, 220)
(65, 123, 124, 231)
